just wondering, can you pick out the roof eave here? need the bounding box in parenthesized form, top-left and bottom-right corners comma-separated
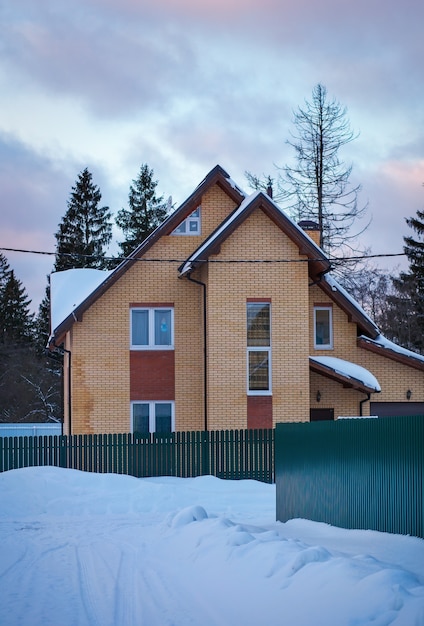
(309, 360, 380, 394)
(358, 336, 424, 372)
(318, 280, 380, 339)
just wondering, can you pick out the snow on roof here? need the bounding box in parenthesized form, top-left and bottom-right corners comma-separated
(179, 191, 262, 275)
(361, 333, 424, 365)
(324, 274, 380, 334)
(310, 355, 381, 392)
(226, 175, 247, 196)
(50, 268, 112, 333)
(179, 190, 326, 276)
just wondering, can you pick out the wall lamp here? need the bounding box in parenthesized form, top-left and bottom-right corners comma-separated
(316, 391, 321, 403)
(406, 389, 412, 400)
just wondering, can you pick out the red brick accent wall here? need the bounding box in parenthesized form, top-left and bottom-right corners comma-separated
(247, 395, 272, 429)
(130, 351, 175, 400)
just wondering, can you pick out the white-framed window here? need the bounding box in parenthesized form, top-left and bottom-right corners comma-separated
(314, 306, 333, 349)
(131, 307, 174, 349)
(247, 302, 271, 394)
(172, 206, 201, 235)
(131, 401, 175, 434)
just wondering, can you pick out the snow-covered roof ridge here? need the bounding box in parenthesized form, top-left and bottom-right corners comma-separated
(310, 355, 381, 392)
(193, 164, 246, 198)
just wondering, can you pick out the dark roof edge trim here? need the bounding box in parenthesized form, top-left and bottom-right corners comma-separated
(358, 336, 424, 372)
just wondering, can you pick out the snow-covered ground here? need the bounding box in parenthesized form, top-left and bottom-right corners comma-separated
(1, 467, 423, 626)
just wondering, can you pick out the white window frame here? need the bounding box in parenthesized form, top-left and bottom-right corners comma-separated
(314, 306, 333, 350)
(246, 302, 272, 396)
(131, 401, 175, 434)
(130, 307, 174, 350)
(172, 206, 201, 236)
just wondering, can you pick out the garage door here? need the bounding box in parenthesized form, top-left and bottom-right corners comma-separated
(370, 402, 424, 417)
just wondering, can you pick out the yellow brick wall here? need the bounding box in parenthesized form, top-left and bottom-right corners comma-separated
(64, 180, 424, 434)
(66, 184, 238, 434)
(203, 208, 310, 429)
(309, 283, 424, 417)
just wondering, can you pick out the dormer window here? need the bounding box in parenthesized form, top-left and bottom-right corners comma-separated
(172, 207, 201, 235)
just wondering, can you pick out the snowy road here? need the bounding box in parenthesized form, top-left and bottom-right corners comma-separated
(1, 467, 424, 626)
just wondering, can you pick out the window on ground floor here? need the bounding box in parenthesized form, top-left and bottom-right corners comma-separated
(131, 401, 175, 434)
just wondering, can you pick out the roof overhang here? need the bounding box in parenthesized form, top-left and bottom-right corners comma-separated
(318, 276, 380, 339)
(358, 335, 424, 372)
(309, 356, 381, 394)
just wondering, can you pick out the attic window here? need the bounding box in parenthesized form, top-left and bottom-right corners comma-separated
(172, 206, 201, 235)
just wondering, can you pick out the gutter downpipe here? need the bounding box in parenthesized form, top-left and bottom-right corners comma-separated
(63, 347, 72, 435)
(359, 392, 371, 417)
(186, 273, 208, 431)
(52, 342, 72, 436)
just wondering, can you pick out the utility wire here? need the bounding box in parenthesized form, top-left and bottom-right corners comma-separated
(0, 246, 407, 265)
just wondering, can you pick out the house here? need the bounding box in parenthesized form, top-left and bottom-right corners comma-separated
(49, 165, 424, 435)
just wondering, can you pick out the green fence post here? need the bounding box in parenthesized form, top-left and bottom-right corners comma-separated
(59, 435, 68, 468)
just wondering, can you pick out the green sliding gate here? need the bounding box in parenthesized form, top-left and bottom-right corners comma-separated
(275, 415, 424, 538)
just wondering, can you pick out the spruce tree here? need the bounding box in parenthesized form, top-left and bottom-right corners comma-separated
(116, 164, 168, 258)
(389, 192, 424, 353)
(54, 168, 112, 271)
(404, 201, 424, 295)
(34, 281, 51, 353)
(0, 269, 34, 345)
(0, 252, 10, 289)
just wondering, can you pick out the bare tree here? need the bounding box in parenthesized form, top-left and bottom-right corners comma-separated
(247, 84, 369, 265)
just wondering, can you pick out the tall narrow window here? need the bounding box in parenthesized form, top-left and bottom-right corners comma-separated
(247, 302, 271, 394)
(314, 306, 333, 349)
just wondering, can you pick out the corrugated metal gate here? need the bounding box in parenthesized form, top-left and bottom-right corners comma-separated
(275, 415, 424, 538)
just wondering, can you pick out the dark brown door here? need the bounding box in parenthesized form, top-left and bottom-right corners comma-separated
(310, 408, 334, 421)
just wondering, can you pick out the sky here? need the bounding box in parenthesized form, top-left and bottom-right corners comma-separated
(1, 0, 423, 313)
(1, 466, 424, 625)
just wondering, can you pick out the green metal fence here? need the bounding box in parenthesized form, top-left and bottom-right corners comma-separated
(275, 415, 424, 538)
(0, 428, 274, 483)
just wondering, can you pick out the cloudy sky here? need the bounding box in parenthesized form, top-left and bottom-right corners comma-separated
(1, 0, 423, 312)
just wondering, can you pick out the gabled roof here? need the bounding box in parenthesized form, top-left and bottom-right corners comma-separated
(309, 356, 381, 394)
(48, 165, 384, 351)
(50, 165, 245, 346)
(178, 190, 331, 281)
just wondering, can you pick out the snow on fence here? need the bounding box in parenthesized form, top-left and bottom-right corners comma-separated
(0, 423, 62, 437)
(0, 429, 275, 483)
(275, 415, 424, 539)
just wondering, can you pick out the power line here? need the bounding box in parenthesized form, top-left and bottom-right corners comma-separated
(0, 246, 407, 265)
